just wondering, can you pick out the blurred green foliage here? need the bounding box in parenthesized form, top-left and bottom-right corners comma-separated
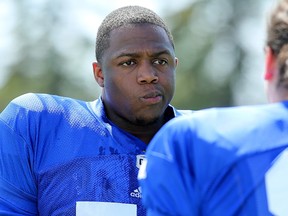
(0, 0, 268, 112)
(168, 0, 267, 109)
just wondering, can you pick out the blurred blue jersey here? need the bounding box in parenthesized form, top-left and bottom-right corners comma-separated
(139, 102, 288, 216)
(0, 93, 190, 216)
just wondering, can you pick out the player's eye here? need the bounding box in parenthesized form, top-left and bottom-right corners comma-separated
(122, 60, 136, 66)
(153, 59, 168, 65)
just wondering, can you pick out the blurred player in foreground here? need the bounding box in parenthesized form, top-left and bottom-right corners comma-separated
(139, 0, 288, 215)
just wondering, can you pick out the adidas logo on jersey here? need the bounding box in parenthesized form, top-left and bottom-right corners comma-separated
(130, 187, 142, 199)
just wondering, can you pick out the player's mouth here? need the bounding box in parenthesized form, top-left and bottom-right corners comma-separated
(141, 92, 162, 104)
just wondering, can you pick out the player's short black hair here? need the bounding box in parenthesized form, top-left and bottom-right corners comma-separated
(95, 5, 174, 63)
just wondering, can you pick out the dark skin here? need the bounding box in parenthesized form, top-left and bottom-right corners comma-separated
(93, 23, 178, 144)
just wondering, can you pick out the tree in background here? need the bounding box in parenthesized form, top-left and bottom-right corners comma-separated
(0, 0, 268, 112)
(167, 0, 267, 110)
(0, 0, 98, 111)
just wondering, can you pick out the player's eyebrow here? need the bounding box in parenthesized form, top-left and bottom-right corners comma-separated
(149, 50, 173, 58)
(114, 49, 173, 59)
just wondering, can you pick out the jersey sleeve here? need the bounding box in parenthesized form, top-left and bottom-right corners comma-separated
(138, 117, 199, 216)
(0, 98, 38, 215)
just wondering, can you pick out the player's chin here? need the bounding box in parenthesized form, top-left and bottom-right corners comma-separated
(134, 112, 163, 126)
(134, 103, 167, 125)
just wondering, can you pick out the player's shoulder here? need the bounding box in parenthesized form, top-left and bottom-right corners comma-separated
(174, 103, 283, 123)
(4, 93, 85, 113)
(0, 93, 92, 126)
(162, 102, 288, 137)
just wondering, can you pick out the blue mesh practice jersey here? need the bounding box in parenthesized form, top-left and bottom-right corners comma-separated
(0, 93, 191, 216)
(139, 102, 288, 216)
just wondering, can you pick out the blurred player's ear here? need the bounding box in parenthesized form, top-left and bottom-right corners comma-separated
(264, 47, 276, 81)
(92, 62, 104, 87)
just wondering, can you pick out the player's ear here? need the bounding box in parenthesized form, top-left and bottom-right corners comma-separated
(92, 62, 104, 87)
(264, 47, 277, 81)
(175, 57, 178, 66)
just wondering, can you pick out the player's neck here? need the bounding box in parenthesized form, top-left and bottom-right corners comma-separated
(110, 114, 165, 144)
(125, 123, 163, 144)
